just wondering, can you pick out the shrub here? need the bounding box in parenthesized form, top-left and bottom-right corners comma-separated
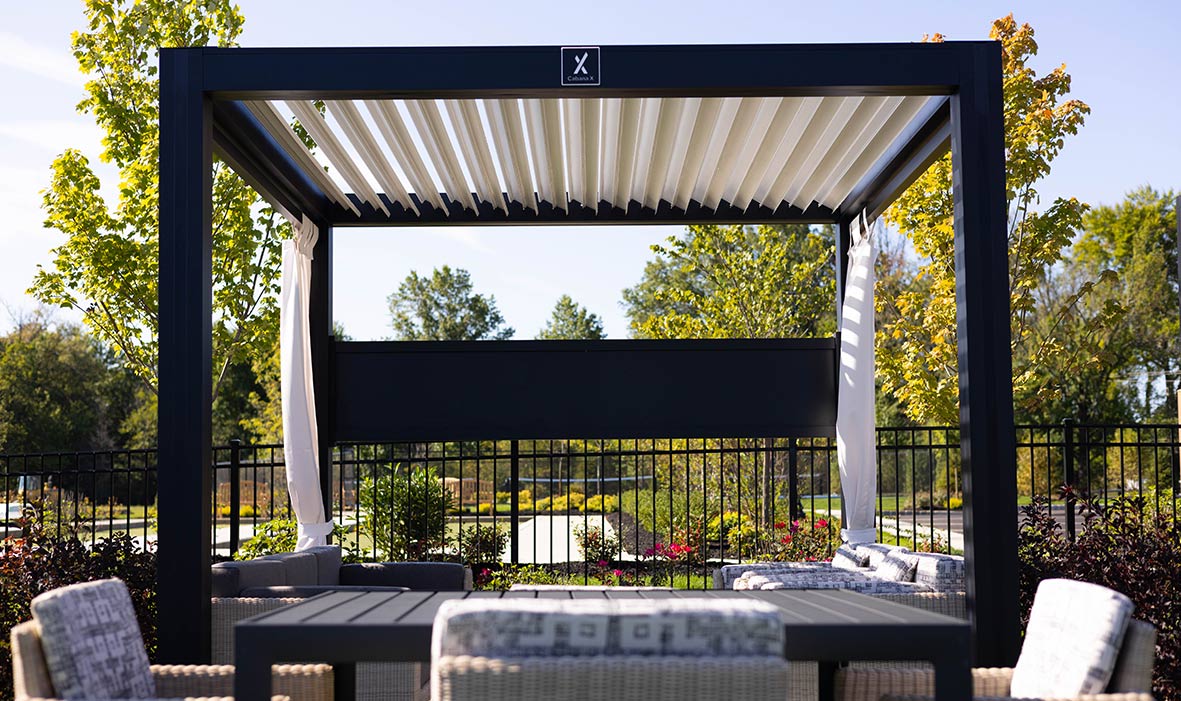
(234, 518, 355, 561)
(357, 465, 454, 561)
(1, 505, 157, 701)
(218, 504, 257, 517)
(582, 494, 617, 513)
(477, 502, 493, 515)
(457, 524, 508, 565)
(574, 524, 621, 564)
(761, 518, 838, 562)
(477, 564, 582, 591)
(1019, 495, 1180, 700)
(534, 493, 586, 512)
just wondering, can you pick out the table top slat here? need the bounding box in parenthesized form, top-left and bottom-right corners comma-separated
(377, 591, 470, 626)
(249, 591, 367, 624)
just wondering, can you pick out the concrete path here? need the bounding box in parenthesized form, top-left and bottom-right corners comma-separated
(505, 514, 634, 563)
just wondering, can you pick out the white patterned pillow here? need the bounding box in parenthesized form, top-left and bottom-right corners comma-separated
(855, 543, 908, 569)
(871, 552, 918, 582)
(831, 544, 870, 571)
(30, 579, 155, 700)
(1010, 579, 1133, 698)
(433, 599, 784, 659)
(911, 552, 965, 592)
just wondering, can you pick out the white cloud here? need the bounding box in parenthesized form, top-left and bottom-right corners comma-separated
(0, 31, 83, 87)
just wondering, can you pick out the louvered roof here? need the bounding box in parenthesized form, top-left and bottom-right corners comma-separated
(242, 94, 946, 223)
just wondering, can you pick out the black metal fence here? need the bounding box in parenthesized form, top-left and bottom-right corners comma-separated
(3, 423, 1179, 574)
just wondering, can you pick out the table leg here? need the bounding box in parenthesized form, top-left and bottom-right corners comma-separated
(333, 662, 356, 701)
(233, 643, 272, 701)
(817, 661, 838, 701)
(933, 654, 971, 701)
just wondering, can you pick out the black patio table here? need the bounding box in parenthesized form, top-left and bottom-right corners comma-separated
(233, 588, 970, 701)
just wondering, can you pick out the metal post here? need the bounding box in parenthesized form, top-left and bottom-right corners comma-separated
(788, 437, 800, 521)
(1063, 420, 1076, 542)
(229, 439, 241, 556)
(510, 439, 519, 564)
(951, 41, 1020, 667)
(762, 437, 774, 529)
(158, 47, 212, 663)
(310, 222, 334, 537)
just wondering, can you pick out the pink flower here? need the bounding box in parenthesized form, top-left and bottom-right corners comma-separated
(597, 559, 609, 568)
(612, 569, 623, 577)
(815, 518, 829, 529)
(780, 534, 793, 544)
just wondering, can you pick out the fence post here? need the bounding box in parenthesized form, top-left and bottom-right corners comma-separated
(1063, 419, 1076, 542)
(229, 439, 241, 557)
(510, 439, 519, 565)
(788, 438, 800, 521)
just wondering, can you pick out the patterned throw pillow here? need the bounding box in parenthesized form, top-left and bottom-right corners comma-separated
(434, 599, 784, 658)
(1010, 579, 1134, 698)
(30, 579, 155, 700)
(872, 552, 918, 582)
(831, 544, 870, 570)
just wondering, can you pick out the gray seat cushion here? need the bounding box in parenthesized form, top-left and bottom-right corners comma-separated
(211, 559, 286, 596)
(262, 551, 319, 586)
(30, 579, 155, 700)
(341, 562, 467, 591)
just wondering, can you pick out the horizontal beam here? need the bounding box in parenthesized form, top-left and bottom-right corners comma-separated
(332, 339, 838, 440)
(332, 194, 839, 226)
(191, 43, 972, 99)
(211, 101, 332, 222)
(840, 98, 952, 220)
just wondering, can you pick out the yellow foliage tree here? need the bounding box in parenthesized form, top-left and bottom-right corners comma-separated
(878, 16, 1117, 423)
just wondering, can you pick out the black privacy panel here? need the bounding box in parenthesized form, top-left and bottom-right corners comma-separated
(331, 338, 837, 441)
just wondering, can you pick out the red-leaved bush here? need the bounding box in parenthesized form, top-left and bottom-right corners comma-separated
(1018, 494, 1180, 700)
(1, 506, 157, 701)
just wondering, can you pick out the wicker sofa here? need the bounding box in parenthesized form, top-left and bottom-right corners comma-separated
(211, 547, 472, 701)
(714, 544, 967, 622)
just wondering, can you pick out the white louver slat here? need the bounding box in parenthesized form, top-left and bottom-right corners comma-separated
(253, 94, 942, 220)
(363, 100, 443, 210)
(326, 100, 418, 215)
(483, 99, 535, 211)
(403, 99, 478, 212)
(287, 100, 388, 214)
(245, 101, 359, 215)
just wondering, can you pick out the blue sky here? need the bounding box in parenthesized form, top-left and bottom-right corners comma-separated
(1, 0, 1178, 340)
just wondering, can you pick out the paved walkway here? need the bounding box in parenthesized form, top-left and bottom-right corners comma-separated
(505, 514, 633, 563)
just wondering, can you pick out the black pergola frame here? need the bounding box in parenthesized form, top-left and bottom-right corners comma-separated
(158, 41, 1018, 667)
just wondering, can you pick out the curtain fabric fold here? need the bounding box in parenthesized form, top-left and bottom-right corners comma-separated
(836, 214, 878, 545)
(280, 216, 332, 550)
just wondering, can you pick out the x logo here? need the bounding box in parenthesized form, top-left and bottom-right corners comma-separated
(573, 52, 589, 75)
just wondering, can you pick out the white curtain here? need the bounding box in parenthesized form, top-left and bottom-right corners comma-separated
(836, 213, 879, 545)
(281, 216, 333, 550)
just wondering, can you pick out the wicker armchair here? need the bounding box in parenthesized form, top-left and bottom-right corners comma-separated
(835, 580, 1158, 701)
(11, 619, 332, 701)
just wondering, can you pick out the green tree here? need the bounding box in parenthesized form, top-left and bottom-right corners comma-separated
(0, 318, 131, 453)
(388, 266, 514, 340)
(878, 16, 1103, 423)
(1070, 187, 1178, 419)
(536, 295, 606, 340)
(623, 224, 835, 339)
(30, 0, 285, 407)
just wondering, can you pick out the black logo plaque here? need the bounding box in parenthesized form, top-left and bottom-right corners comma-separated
(561, 46, 600, 86)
